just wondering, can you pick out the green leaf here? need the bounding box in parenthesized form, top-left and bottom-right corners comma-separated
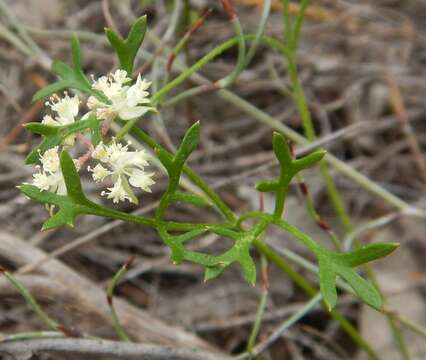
(204, 265, 225, 281)
(32, 81, 72, 103)
(272, 132, 292, 168)
(25, 127, 62, 164)
(239, 251, 256, 286)
(32, 34, 108, 103)
(105, 15, 147, 75)
(160, 121, 200, 189)
(20, 151, 108, 230)
(25, 114, 102, 164)
(19, 151, 91, 230)
(25, 123, 59, 136)
(293, 149, 326, 171)
(258, 133, 325, 199)
(318, 259, 337, 311)
(338, 243, 399, 267)
(59, 151, 86, 202)
(273, 218, 396, 311)
(335, 265, 382, 310)
(18, 184, 80, 230)
(255, 180, 279, 192)
(173, 121, 200, 172)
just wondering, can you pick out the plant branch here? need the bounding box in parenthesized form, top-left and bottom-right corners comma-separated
(0, 338, 225, 360)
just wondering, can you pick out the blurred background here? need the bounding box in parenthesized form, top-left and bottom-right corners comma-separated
(0, 1, 425, 359)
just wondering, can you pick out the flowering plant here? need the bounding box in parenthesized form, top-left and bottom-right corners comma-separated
(18, 15, 398, 316)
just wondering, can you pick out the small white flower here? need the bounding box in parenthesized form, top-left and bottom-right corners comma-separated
(92, 143, 109, 162)
(128, 169, 155, 192)
(41, 115, 59, 127)
(44, 93, 80, 126)
(101, 177, 133, 203)
(88, 163, 111, 183)
(112, 69, 132, 85)
(88, 70, 155, 121)
(42, 93, 80, 146)
(89, 140, 154, 203)
(32, 171, 52, 191)
(30, 147, 79, 196)
(39, 147, 60, 173)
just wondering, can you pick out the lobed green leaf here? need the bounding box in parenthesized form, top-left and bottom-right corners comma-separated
(32, 35, 108, 103)
(105, 15, 147, 75)
(274, 217, 396, 310)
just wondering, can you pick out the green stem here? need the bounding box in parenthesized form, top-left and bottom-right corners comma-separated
(236, 293, 322, 359)
(216, 16, 246, 87)
(273, 184, 288, 219)
(287, 55, 352, 232)
(387, 317, 410, 360)
(272, 218, 323, 255)
(106, 262, 132, 342)
(247, 255, 269, 353)
(151, 34, 289, 105)
(0, 331, 65, 342)
(296, 173, 342, 250)
(2, 271, 59, 330)
(396, 314, 426, 339)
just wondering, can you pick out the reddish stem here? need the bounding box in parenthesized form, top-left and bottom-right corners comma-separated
(220, 0, 236, 20)
(124, 255, 136, 269)
(167, 9, 213, 72)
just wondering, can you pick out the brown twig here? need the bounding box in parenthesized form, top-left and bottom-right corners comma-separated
(167, 9, 213, 72)
(220, 0, 237, 20)
(0, 72, 48, 151)
(0, 100, 43, 151)
(16, 203, 158, 275)
(102, 0, 120, 35)
(0, 338, 225, 360)
(386, 73, 426, 187)
(0, 232, 221, 351)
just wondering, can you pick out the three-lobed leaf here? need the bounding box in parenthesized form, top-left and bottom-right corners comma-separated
(32, 34, 108, 103)
(256, 132, 326, 194)
(18, 184, 80, 230)
(105, 16, 147, 75)
(319, 244, 399, 311)
(273, 217, 397, 310)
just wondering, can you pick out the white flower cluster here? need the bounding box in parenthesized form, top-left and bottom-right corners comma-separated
(89, 141, 155, 203)
(31, 147, 80, 196)
(88, 69, 155, 121)
(29, 69, 156, 202)
(42, 93, 80, 146)
(43, 93, 80, 127)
